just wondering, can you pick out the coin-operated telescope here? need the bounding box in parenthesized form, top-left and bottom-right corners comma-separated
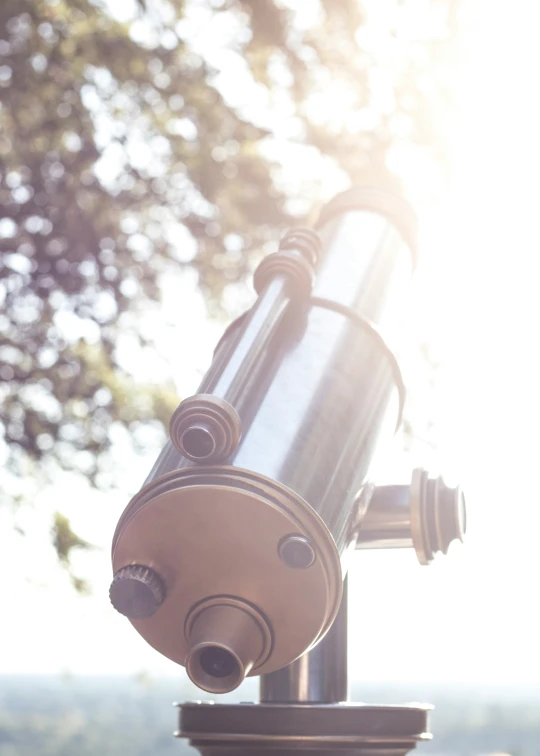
(110, 188, 465, 755)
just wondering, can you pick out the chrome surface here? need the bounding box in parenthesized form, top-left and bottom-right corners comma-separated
(169, 228, 320, 464)
(314, 209, 413, 332)
(315, 186, 419, 260)
(355, 484, 414, 550)
(141, 201, 412, 556)
(200, 276, 291, 404)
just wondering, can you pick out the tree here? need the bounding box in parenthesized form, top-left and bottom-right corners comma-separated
(0, 0, 460, 576)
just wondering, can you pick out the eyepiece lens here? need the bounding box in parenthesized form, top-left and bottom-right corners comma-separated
(199, 647, 239, 679)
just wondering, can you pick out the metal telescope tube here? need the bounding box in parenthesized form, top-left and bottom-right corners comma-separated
(109, 188, 422, 694)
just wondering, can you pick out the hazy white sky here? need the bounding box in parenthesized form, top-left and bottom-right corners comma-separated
(3, 0, 540, 690)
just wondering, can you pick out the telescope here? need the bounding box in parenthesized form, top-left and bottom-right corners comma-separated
(110, 187, 465, 755)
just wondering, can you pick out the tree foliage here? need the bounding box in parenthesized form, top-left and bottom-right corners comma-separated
(0, 0, 460, 569)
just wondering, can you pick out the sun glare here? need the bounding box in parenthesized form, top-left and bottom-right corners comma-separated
(2, 0, 539, 690)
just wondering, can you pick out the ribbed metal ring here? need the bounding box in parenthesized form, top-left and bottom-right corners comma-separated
(253, 249, 315, 299)
(169, 394, 241, 463)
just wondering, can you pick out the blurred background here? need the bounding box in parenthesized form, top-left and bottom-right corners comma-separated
(1, 0, 539, 754)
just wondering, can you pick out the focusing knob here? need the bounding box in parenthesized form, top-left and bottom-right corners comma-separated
(109, 565, 165, 619)
(410, 469, 466, 565)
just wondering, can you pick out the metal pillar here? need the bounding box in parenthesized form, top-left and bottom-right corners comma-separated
(260, 575, 349, 704)
(178, 574, 432, 755)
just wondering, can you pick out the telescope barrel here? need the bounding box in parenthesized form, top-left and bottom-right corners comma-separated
(110, 188, 462, 694)
(168, 228, 319, 464)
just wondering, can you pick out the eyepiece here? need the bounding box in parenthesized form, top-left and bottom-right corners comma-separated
(186, 643, 244, 694)
(184, 598, 272, 694)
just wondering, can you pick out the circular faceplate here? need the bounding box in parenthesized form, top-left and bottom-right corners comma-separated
(112, 482, 341, 675)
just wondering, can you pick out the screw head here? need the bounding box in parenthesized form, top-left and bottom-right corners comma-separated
(109, 565, 165, 619)
(278, 535, 316, 569)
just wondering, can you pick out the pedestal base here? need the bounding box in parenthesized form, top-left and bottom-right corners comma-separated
(177, 702, 432, 756)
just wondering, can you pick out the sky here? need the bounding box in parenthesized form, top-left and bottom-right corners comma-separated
(2, 0, 540, 691)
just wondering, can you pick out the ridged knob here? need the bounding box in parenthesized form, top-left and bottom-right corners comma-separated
(109, 565, 165, 619)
